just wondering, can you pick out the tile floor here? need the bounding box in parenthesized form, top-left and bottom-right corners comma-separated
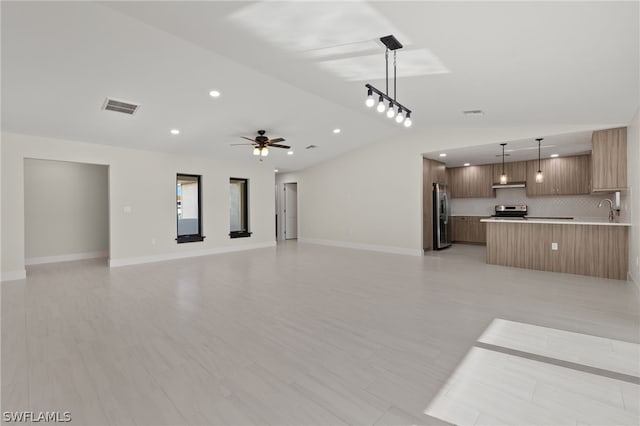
(2, 242, 639, 425)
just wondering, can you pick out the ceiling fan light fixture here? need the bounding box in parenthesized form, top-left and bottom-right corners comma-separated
(253, 147, 260, 156)
(260, 147, 269, 157)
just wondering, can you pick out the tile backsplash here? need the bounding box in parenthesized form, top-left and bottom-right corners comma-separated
(450, 187, 630, 221)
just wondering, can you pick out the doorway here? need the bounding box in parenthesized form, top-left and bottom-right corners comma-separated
(24, 159, 110, 265)
(284, 182, 298, 240)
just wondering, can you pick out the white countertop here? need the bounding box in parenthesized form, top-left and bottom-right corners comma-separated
(480, 217, 631, 226)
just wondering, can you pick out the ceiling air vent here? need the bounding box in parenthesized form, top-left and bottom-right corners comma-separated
(102, 98, 140, 115)
(305, 145, 318, 150)
(463, 110, 484, 116)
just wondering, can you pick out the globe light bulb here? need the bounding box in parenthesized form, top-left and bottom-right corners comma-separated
(365, 95, 374, 108)
(253, 147, 260, 156)
(403, 116, 412, 127)
(386, 103, 396, 119)
(376, 96, 386, 113)
(395, 109, 404, 123)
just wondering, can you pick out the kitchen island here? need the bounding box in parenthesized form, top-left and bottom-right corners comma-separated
(481, 218, 630, 280)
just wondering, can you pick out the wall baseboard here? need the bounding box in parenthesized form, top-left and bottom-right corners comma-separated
(109, 241, 276, 268)
(25, 250, 108, 266)
(1, 269, 27, 282)
(299, 238, 423, 257)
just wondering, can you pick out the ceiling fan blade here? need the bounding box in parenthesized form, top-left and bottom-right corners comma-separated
(268, 138, 285, 143)
(269, 143, 291, 149)
(230, 143, 255, 146)
(241, 136, 256, 142)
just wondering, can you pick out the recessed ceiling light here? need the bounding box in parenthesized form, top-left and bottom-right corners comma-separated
(287, 150, 294, 155)
(209, 90, 221, 98)
(274, 169, 279, 173)
(464, 163, 470, 166)
(333, 128, 341, 134)
(550, 154, 559, 158)
(170, 129, 180, 135)
(439, 153, 447, 157)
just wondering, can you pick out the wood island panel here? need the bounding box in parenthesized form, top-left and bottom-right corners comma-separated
(486, 222, 628, 280)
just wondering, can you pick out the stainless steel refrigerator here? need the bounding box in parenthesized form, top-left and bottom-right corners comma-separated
(432, 183, 451, 250)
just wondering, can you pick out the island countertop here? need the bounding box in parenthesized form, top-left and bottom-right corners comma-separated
(480, 217, 631, 226)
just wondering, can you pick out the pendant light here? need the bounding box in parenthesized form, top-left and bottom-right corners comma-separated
(364, 35, 413, 127)
(499, 143, 508, 184)
(535, 138, 544, 183)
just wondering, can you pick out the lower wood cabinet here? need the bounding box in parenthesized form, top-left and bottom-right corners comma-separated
(486, 222, 628, 280)
(452, 216, 488, 244)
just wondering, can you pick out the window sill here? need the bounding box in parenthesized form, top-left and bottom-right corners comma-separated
(229, 231, 252, 239)
(176, 235, 206, 244)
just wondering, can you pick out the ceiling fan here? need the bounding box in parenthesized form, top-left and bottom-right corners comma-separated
(231, 130, 290, 157)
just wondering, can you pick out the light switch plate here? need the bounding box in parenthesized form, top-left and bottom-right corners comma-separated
(551, 242, 558, 251)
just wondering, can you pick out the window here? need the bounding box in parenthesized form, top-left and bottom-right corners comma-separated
(176, 174, 204, 243)
(230, 178, 251, 238)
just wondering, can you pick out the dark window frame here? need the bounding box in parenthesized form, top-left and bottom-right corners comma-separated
(229, 177, 252, 239)
(176, 173, 205, 243)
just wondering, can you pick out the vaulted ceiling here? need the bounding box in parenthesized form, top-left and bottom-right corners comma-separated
(2, 1, 638, 172)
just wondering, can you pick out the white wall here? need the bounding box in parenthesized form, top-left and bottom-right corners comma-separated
(24, 159, 109, 263)
(1, 132, 275, 280)
(628, 107, 640, 284)
(291, 124, 622, 256)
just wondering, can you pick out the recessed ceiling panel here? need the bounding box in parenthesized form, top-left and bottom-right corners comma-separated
(228, 0, 410, 58)
(318, 48, 450, 81)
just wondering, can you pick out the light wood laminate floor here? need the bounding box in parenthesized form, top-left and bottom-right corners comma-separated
(2, 242, 639, 425)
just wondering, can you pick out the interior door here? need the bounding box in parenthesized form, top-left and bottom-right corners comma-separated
(284, 183, 298, 240)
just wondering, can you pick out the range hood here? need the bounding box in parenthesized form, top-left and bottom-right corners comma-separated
(492, 181, 526, 189)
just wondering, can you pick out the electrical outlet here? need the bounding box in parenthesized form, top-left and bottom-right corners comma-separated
(551, 242, 558, 251)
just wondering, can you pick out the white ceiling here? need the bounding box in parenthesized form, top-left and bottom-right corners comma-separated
(2, 1, 638, 173)
(423, 130, 593, 167)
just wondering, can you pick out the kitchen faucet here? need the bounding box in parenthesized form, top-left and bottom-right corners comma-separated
(598, 198, 619, 221)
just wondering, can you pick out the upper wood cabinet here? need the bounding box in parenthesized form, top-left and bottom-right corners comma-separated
(448, 165, 494, 198)
(525, 154, 591, 196)
(591, 127, 627, 191)
(492, 161, 526, 184)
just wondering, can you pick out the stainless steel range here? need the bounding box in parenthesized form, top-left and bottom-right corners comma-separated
(493, 205, 528, 219)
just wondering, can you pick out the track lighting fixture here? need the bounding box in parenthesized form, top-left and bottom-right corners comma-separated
(499, 143, 508, 184)
(535, 138, 544, 183)
(365, 35, 413, 127)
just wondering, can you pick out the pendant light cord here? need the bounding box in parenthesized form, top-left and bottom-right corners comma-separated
(385, 48, 389, 96)
(394, 50, 397, 101)
(538, 139, 542, 172)
(502, 144, 505, 174)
